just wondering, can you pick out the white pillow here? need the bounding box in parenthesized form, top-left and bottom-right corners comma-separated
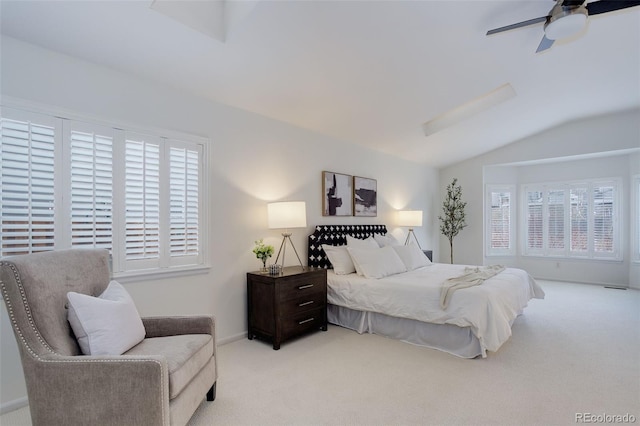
(322, 244, 356, 275)
(344, 236, 374, 275)
(346, 234, 379, 249)
(393, 244, 432, 271)
(346, 246, 407, 279)
(67, 280, 146, 356)
(373, 233, 401, 247)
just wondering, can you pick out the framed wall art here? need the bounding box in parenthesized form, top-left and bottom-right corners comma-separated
(353, 176, 377, 217)
(322, 171, 353, 216)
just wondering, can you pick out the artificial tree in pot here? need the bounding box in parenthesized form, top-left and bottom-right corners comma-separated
(438, 178, 467, 264)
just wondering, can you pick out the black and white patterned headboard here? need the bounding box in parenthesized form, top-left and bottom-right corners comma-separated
(307, 224, 387, 269)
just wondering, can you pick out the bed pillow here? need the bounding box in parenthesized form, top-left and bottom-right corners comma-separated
(346, 234, 379, 249)
(346, 246, 407, 279)
(67, 280, 146, 356)
(393, 244, 432, 271)
(374, 233, 401, 247)
(346, 235, 380, 275)
(322, 244, 356, 275)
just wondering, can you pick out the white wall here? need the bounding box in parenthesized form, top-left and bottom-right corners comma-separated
(0, 37, 439, 408)
(439, 108, 640, 288)
(630, 152, 640, 288)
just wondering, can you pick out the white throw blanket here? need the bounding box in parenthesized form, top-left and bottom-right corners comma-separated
(440, 265, 506, 309)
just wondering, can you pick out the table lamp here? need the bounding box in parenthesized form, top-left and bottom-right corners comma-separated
(397, 210, 423, 249)
(268, 201, 307, 268)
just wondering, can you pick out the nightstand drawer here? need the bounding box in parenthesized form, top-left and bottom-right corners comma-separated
(281, 307, 326, 339)
(280, 290, 326, 316)
(278, 276, 325, 302)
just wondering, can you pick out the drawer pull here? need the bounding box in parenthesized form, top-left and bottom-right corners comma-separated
(298, 317, 315, 325)
(298, 300, 314, 307)
(298, 284, 314, 290)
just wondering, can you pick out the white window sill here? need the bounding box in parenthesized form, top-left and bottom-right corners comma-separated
(520, 255, 623, 263)
(113, 264, 211, 284)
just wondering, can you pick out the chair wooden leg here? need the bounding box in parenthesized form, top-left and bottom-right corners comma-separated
(207, 383, 216, 401)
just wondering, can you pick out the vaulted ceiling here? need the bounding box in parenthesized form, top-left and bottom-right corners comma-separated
(1, 0, 639, 168)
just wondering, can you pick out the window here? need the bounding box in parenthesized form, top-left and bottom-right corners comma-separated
(1, 107, 207, 277)
(486, 185, 515, 256)
(0, 110, 58, 256)
(522, 180, 620, 260)
(67, 122, 114, 251)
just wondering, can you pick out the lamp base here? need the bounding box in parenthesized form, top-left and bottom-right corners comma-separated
(404, 229, 422, 249)
(274, 232, 304, 268)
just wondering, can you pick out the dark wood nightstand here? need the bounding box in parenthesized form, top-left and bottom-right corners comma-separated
(247, 266, 327, 350)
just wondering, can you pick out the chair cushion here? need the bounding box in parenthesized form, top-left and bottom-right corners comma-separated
(125, 334, 213, 399)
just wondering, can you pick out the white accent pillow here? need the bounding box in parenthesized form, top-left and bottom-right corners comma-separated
(346, 235, 379, 249)
(393, 244, 432, 271)
(345, 236, 375, 275)
(346, 246, 407, 279)
(322, 244, 356, 275)
(67, 280, 146, 356)
(373, 233, 401, 247)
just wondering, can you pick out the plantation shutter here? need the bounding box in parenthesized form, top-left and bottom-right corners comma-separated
(593, 183, 615, 255)
(124, 133, 161, 267)
(489, 191, 511, 249)
(547, 189, 565, 251)
(486, 185, 515, 256)
(68, 122, 113, 250)
(169, 144, 200, 262)
(0, 111, 58, 256)
(526, 190, 543, 252)
(570, 186, 588, 254)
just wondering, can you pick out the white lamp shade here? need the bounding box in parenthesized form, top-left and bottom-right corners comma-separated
(267, 201, 307, 229)
(397, 210, 423, 227)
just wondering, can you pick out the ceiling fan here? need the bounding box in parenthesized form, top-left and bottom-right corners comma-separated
(486, 0, 640, 52)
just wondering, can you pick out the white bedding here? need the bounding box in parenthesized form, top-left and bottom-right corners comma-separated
(327, 263, 545, 357)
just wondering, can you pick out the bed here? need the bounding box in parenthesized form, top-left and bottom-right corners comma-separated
(308, 225, 545, 358)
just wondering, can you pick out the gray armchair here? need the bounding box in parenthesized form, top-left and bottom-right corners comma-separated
(0, 249, 217, 426)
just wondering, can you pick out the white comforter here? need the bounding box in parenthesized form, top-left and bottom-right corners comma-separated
(327, 263, 545, 356)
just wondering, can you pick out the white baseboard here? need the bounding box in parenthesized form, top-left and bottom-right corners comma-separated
(0, 396, 28, 415)
(218, 331, 247, 346)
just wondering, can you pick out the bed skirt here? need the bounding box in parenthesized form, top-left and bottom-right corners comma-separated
(328, 304, 483, 358)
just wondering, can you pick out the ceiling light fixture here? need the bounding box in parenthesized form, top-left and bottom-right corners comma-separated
(544, 5, 588, 40)
(422, 83, 516, 136)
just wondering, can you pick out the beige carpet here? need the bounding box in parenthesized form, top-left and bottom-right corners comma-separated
(3, 280, 639, 425)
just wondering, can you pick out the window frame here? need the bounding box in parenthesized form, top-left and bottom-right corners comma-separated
(485, 184, 516, 257)
(520, 178, 622, 261)
(1, 103, 210, 281)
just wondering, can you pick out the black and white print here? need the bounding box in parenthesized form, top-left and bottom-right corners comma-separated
(353, 176, 377, 217)
(322, 171, 353, 216)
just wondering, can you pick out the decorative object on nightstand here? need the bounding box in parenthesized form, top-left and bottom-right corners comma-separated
(252, 239, 274, 272)
(268, 201, 307, 267)
(398, 210, 423, 249)
(247, 266, 327, 350)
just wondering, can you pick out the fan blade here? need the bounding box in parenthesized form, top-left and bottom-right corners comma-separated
(536, 35, 555, 52)
(587, 0, 640, 16)
(562, 0, 586, 6)
(486, 16, 547, 35)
